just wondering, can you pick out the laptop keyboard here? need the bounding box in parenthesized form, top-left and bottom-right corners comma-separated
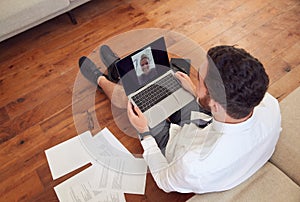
(132, 74, 181, 112)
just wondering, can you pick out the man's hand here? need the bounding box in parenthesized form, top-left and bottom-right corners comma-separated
(127, 101, 149, 133)
(175, 71, 196, 97)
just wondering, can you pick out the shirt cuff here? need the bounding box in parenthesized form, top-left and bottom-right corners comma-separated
(141, 136, 159, 151)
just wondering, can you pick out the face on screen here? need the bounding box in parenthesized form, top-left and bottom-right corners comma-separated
(116, 37, 171, 96)
(131, 47, 157, 85)
(140, 57, 150, 74)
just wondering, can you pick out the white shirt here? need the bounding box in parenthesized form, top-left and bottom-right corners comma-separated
(141, 93, 281, 193)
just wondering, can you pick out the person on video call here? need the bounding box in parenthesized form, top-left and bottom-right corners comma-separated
(137, 54, 157, 85)
(78, 44, 281, 194)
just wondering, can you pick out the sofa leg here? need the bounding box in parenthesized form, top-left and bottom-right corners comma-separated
(67, 11, 77, 25)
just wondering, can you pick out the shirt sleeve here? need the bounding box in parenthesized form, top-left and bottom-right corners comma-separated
(141, 136, 191, 193)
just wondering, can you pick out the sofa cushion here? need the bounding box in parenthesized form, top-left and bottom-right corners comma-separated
(0, 0, 70, 39)
(187, 162, 300, 202)
(270, 87, 300, 185)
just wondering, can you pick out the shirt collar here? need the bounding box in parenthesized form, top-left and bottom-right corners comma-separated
(211, 111, 256, 133)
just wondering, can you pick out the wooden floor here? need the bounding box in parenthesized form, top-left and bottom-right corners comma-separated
(0, 0, 299, 201)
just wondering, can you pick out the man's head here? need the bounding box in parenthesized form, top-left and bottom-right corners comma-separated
(197, 45, 269, 120)
(140, 54, 150, 74)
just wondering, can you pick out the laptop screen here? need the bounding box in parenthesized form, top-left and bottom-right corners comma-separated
(115, 37, 170, 95)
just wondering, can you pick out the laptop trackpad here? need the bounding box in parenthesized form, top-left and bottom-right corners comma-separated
(173, 88, 194, 106)
(145, 96, 180, 128)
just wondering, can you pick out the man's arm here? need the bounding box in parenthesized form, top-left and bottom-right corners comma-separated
(141, 135, 196, 193)
(127, 101, 187, 192)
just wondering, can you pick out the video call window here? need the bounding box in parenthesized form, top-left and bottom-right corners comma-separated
(131, 47, 157, 85)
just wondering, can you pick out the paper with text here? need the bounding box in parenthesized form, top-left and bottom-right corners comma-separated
(92, 157, 147, 194)
(80, 128, 134, 161)
(45, 128, 134, 180)
(54, 165, 126, 202)
(47, 128, 148, 199)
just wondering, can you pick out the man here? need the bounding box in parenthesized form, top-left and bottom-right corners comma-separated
(137, 54, 157, 85)
(79, 45, 281, 193)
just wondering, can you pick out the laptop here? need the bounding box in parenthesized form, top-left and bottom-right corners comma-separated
(115, 37, 194, 128)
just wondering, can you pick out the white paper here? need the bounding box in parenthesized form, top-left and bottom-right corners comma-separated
(54, 157, 148, 201)
(45, 131, 92, 180)
(45, 128, 134, 180)
(80, 128, 134, 161)
(47, 128, 148, 198)
(190, 111, 212, 121)
(92, 157, 147, 194)
(54, 165, 126, 202)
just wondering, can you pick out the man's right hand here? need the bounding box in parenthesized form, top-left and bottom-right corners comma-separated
(127, 101, 149, 133)
(175, 71, 196, 97)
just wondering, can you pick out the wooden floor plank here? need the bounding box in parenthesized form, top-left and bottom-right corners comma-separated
(0, 87, 72, 143)
(190, 0, 275, 47)
(0, 170, 44, 202)
(269, 63, 300, 101)
(202, 3, 283, 48)
(5, 67, 77, 119)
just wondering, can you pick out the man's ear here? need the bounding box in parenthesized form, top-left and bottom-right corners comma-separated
(209, 99, 219, 113)
(209, 99, 226, 122)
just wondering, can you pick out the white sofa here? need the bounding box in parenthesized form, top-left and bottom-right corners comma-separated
(0, 0, 91, 42)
